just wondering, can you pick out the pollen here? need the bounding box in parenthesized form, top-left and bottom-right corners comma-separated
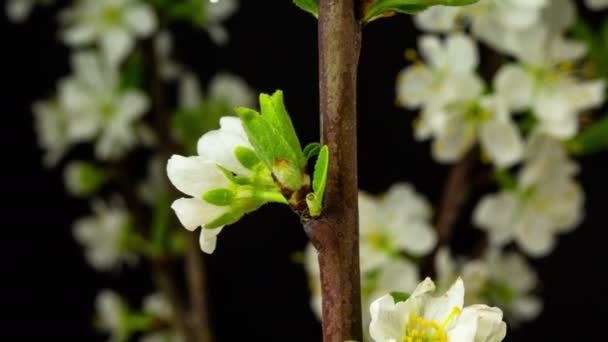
(402, 307, 461, 342)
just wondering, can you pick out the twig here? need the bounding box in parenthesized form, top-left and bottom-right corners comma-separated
(304, 1, 363, 341)
(435, 150, 476, 246)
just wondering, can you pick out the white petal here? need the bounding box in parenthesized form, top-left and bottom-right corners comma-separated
(414, 6, 460, 32)
(369, 295, 404, 341)
(376, 259, 420, 294)
(209, 74, 254, 108)
(101, 28, 134, 65)
(178, 72, 203, 108)
(419, 35, 445, 69)
(6, 0, 33, 22)
(62, 24, 97, 45)
(199, 226, 224, 254)
(125, 4, 157, 36)
(395, 221, 437, 256)
(586, 0, 608, 10)
(512, 296, 542, 321)
(396, 65, 435, 109)
(423, 278, 464, 324)
(116, 91, 149, 121)
(473, 193, 517, 246)
(514, 213, 556, 257)
(446, 33, 479, 72)
(166, 155, 231, 197)
(171, 198, 226, 231)
(196, 130, 253, 176)
(493, 64, 533, 112)
(432, 114, 476, 163)
(480, 118, 524, 168)
(219, 116, 248, 137)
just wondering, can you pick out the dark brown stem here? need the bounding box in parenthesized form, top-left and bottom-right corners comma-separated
(435, 150, 476, 246)
(153, 260, 192, 340)
(305, 1, 363, 341)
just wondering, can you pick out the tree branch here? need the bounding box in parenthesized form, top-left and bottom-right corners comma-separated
(304, 1, 363, 341)
(435, 150, 476, 246)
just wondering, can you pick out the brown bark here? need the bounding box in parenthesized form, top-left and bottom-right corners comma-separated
(304, 1, 363, 341)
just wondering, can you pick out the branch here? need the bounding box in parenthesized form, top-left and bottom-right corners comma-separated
(184, 233, 213, 342)
(304, 1, 363, 341)
(435, 150, 476, 246)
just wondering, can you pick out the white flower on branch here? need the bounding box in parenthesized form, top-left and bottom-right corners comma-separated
(73, 199, 137, 271)
(474, 133, 584, 256)
(204, 0, 238, 45)
(59, 51, 150, 160)
(61, 0, 157, 65)
(95, 290, 127, 341)
(32, 98, 73, 167)
(586, 0, 608, 10)
(435, 248, 542, 324)
(369, 277, 507, 342)
(359, 183, 435, 272)
(414, 0, 548, 53)
(396, 33, 482, 110)
(140, 293, 184, 342)
(5, 0, 52, 23)
(154, 30, 182, 81)
(167, 116, 285, 253)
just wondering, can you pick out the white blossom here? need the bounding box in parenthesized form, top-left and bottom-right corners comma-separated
(154, 31, 182, 81)
(5, 0, 52, 23)
(473, 133, 584, 256)
(435, 248, 541, 324)
(58, 51, 150, 160)
(32, 98, 72, 167)
(95, 290, 127, 341)
(61, 0, 157, 65)
(140, 293, 184, 342)
(396, 33, 482, 110)
(204, 0, 238, 45)
(359, 183, 435, 272)
(414, 0, 548, 53)
(209, 73, 255, 108)
(369, 277, 507, 342)
(586, 0, 608, 10)
(73, 199, 136, 270)
(167, 117, 254, 253)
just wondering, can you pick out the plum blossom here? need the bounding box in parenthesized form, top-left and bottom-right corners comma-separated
(73, 199, 136, 270)
(140, 293, 184, 342)
(435, 248, 541, 324)
(5, 0, 52, 23)
(473, 133, 584, 256)
(61, 0, 157, 65)
(369, 277, 507, 342)
(95, 290, 128, 341)
(58, 51, 150, 160)
(586, 0, 608, 10)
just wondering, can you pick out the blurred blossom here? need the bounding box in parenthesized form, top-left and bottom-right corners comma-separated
(399, 33, 523, 166)
(96, 290, 128, 341)
(586, 0, 608, 10)
(474, 133, 584, 257)
(209, 73, 255, 109)
(5, 0, 52, 23)
(32, 98, 73, 167)
(204, 0, 238, 45)
(73, 198, 137, 271)
(61, 0, 157, 65)
(369, 277, 507, 342)
(359, 183, 435, 271)
(140, 293, 184, 342)
(58, 51, 150, 160)
(414, 0, 548, 53)
(436, 248, 542, 324)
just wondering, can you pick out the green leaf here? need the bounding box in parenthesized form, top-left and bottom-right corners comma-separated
(312, 145, 329, 195)
(234, 146, 261, 169)
(568, 116, 608, 156)
(303, 142, 321, 161)
(307, 145, 329, 217)
(390, 291, 411, 303)
(203, 188, 235, 206)
(293, 0, 318, 17)
(494, 168, 517, 191)
(363, 0, 479, 23)
(236, 91, 306, 191)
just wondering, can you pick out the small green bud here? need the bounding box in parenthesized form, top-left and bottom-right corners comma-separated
(202, 188, 235, 206)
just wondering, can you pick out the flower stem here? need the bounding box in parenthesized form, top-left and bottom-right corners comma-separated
(304, 1, 363, 341)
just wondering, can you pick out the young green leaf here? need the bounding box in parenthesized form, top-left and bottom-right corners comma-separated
(362, 0, 479, 23)
(293, 0, 318, 17)
(303, 142, 321, 161)
(259, 91, 304, 166)
(307, 145, 329, 217)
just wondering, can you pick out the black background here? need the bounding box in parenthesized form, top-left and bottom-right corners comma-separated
(3, 0, 608, 340)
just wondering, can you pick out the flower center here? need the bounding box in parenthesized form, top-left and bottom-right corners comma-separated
(402, 307, 461, 342)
